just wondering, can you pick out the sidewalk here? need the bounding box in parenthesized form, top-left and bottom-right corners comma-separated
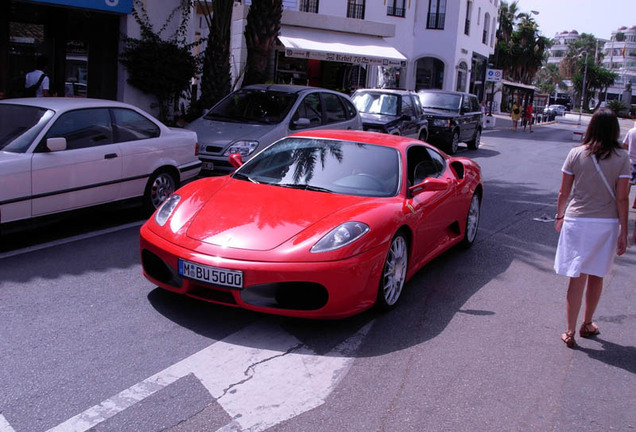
(486, 112, 635, 137)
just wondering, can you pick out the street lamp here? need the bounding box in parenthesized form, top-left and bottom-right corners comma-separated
(578, 51, 589, 125)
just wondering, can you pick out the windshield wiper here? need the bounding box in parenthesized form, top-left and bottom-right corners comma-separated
(278, 183, 333, 193)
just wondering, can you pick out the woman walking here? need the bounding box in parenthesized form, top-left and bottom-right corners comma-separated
(554, 108, 630, 348)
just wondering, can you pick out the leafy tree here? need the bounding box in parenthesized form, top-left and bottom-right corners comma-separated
(120, 0, 200, 123)
(535, 63, 567, 96)
(496, 2, 551, 84)
(242, 0, 283, 86)
(194, 0, 233, 114)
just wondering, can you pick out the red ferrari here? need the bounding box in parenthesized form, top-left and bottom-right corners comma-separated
(140, 130, 482, 319)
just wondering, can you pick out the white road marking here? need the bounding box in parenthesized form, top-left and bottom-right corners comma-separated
(0, 221, 144, 260)
(44, 320, 372, 432)
(0, 414, 16, 432)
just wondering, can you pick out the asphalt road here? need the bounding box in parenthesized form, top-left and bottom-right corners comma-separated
(1, 119, 634, 432)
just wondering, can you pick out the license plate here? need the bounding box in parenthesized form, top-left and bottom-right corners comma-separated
(202, 161, 214, 171)
(178, 259, 243, 289)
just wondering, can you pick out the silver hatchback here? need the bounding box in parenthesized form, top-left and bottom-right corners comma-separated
(186, 84, 362, 175)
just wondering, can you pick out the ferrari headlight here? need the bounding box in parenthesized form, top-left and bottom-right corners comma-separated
(154, 194, 181, 226)
(432, 118, 450, 128)
(311, 222, 369, 253)
(223, 140, 259, 157)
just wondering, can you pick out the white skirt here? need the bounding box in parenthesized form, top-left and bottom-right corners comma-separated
(554, 217, 620, 278)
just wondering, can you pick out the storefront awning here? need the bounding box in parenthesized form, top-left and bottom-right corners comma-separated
(278, 27, 407, 67)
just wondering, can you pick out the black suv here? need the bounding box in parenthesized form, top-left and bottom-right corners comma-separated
(417, 90, 483, 154)
(351, 89, 428, 141)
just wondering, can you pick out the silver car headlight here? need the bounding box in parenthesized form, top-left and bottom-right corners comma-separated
(311, 222, 370, 253)
(224, 140, 259, 157)
(154, 194, 181, 226)
(432, 118, 450, 128)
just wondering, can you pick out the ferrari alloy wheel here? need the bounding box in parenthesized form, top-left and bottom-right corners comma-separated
(144, 171, 177, 213)
(448, 131, 459, 154)
(377, 233, 408, 310)
(460, 192, 481, 248)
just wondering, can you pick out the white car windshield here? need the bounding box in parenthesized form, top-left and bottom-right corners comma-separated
(204, 89, 298, 124)
(0, 104, 54, 153)
(234, 137, 401, 197)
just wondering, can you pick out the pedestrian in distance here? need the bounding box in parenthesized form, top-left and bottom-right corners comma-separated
(621, 123, 636, 210)
(511, 101, 521, 131)
(24, 55, 50, 97)
(554, 108, 631, 348)
(523, 102, 533, 133)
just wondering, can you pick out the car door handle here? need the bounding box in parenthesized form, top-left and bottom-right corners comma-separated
(104, 153, 118, 159)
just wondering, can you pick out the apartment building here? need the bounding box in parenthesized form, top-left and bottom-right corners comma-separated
(602, 25, 636, 106)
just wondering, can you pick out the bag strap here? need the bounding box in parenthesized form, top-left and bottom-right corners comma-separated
(32, 73, 46, 89)
(591, 155, 616, 200)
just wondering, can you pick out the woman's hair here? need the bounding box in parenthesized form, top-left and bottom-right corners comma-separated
(583, 108, 621, 160)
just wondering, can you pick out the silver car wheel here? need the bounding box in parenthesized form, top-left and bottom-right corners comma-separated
(148, 172, 176, 210)
(463, 193, 480, 246)
(450, 131, 459, 154)
(380, 234, 408, 307)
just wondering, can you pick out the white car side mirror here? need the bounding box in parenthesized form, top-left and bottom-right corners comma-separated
(46, 137, 67, 152)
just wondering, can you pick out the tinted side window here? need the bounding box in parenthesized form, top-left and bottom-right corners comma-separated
(462, 95, 472, 112)
(112, 108, 160, 142)
(292, 93, 322, 129)
(44, 108, 113, 150)
(470, 96, 480, 112)
(427, 147, 446, 174)
(412, 95, 423, 116)
(323, 93, 347, 124)
(401, 95, 414, 117)
(340, 96, 357, 119)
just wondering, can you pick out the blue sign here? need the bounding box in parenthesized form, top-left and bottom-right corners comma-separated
(25, 0, 133, 14)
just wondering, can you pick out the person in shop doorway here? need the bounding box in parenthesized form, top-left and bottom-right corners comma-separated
(25, 55, 50, 97)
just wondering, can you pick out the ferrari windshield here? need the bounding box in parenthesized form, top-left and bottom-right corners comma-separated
(419, 92, 462, 111)
(234, 137, 401, 197)
(0, 104, 53, 153)
(204, 88, 298, 124)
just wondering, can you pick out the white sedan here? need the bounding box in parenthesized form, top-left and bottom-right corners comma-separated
(0, 98, 201, 225)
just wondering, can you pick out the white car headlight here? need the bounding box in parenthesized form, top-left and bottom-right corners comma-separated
(154, 194, 181, 226)
(311, 222, 370, 253)
(224, 140, 259, 157)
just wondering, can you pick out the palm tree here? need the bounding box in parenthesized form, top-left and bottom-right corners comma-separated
(195, 0, 233, 112)
(242, 0, 283, 86)
(535, 63, 567, 96)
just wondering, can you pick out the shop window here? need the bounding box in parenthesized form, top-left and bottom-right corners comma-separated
(427, 0, 446, 29)
(347, 0, 365, 19)
(456, 61, 468, 92)
(299, 0, 319, 13)
(387, 0, 405, 17)
(464, 1, 472, 35)
(416, 57, 444, 90)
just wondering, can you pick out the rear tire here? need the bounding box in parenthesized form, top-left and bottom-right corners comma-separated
(467, 128, 481, 150)
(143, 170, 177, 215)
(418, 129, 428, 142)
(376, 233, 408, 311)
(460, 192, 481, 248)
(447, 131, 459, 155)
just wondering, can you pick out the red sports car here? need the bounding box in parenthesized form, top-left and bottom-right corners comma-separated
(140, 130, 482, 319)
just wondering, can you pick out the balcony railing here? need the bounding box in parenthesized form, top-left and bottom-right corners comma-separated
(299, 0, 319, 13)
(347, 1, 365, 19)
(387, 5, 405, 17)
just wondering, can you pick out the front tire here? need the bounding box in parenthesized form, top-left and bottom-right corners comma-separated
(377, 233, 408, 310)
(447, 131, 459, 155)
(460, 192, 481, 248)
(143, 170, 177, 214)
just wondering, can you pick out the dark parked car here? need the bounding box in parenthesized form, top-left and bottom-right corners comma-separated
(351, 89, 428, 141)
(417, 90, 483, 154)
(186, 84, 362, 175)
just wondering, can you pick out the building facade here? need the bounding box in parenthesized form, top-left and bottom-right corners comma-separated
(601, 25, 636, 107)
(1, 0, 498, 116)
